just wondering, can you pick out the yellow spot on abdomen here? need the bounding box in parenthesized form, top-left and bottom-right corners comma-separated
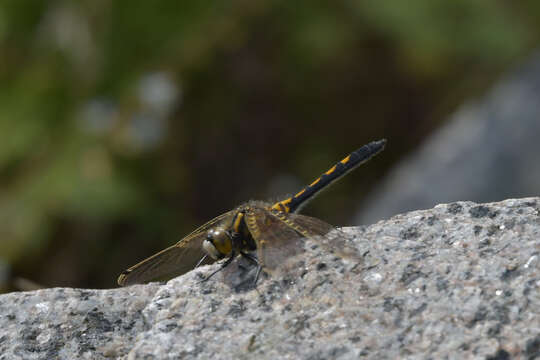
(325, 165, 336, 175)
(340, 155, 351, 164)
(294, 189, 306, 198)
(309, 177, 321, 186)
(271, 199, 291, 213)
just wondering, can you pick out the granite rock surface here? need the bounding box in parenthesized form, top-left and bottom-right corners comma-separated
(1, 197, 539, 359)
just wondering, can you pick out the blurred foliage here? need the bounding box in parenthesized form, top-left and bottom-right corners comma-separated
(1, 0, 540, 292)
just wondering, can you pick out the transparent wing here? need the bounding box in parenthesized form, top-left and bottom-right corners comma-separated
(245, 206, 306, 271)
(280, 212, 335, 236)
(285, 212, 361, 259)
(245, 206, 361, 272)
(117, 210, 236, 286)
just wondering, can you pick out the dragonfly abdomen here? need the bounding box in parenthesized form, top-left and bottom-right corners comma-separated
(271, 139, 386, 214)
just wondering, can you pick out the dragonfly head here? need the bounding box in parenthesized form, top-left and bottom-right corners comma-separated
(203, 227, 233, 260)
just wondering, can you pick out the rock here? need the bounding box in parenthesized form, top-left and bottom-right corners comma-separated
(1, 197, 539, 359)
(355, 52, 540, 225)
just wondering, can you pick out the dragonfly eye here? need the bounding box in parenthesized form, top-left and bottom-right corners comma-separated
(203, 228, 232, 260)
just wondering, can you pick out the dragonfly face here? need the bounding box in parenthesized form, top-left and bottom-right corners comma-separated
(203, 227, 232, 260)
(117, 139, 387, 286)
(201, 208, 257, 260)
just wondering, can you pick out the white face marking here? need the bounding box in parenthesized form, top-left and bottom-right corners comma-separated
(202, 239, 220, 260)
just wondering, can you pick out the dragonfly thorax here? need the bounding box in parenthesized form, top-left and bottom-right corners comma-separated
(203, 227, 233, 260)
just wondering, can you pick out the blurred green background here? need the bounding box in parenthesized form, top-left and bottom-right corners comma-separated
(1, 0, 540, 292)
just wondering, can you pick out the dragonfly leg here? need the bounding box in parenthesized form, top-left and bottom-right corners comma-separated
(253, 265, 263, 287)
(199, 251, 235, 282)
(240, 251, 259, 266)
(240, 252, 263, 287)
(194, 254, 208, 268)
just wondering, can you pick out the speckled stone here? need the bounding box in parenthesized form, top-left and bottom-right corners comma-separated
(1, 197, 539, 359)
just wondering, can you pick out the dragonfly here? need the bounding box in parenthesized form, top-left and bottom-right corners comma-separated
(117, 139, 386, 286)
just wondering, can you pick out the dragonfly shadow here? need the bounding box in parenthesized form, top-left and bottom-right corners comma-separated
(220, 254, 262, 293)
(220, 244, 311, 293)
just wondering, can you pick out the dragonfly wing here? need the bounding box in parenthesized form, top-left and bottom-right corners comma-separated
(279, 212, 335, 236)
(117, 210, 236, 286)
(245, 206, 306, 271)
(285, 212, 361, 260)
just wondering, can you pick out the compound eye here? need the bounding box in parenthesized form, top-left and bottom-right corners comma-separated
(203, 228, 232, 260)
(206, 229, 221, 241)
